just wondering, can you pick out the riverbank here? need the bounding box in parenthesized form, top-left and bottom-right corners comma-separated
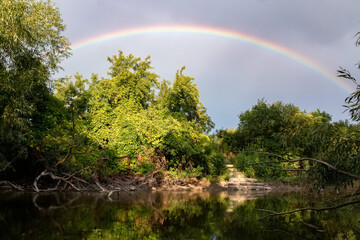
(0, 170, 307, 194)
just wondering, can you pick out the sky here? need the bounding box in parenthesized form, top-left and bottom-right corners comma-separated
(53, 0, 360, 130)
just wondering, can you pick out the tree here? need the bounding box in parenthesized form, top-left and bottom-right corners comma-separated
(86, 54, 223, 176)
(50, 74, 98, 167)
(223, 100, 340, 180)
(106, 51, 159, 109)
(237, 100, 285, 152)
(161, 67, 214, 132)
(0, 0, 70, 175)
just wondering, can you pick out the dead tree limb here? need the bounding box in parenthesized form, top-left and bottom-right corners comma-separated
(93, 178, 108, 192)
(0, 181, 23, 191)
(33, 170, 81, 192)
(63, 172, 91, 186)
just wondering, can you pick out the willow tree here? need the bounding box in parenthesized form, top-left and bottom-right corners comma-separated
(0, 0, 70, 175)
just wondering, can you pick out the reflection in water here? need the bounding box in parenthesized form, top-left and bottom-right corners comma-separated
(0, 191, 359, 239)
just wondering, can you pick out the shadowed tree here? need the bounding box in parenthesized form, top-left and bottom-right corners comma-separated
(0, 0, 70, 175)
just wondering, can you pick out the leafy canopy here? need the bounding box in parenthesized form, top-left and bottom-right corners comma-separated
(0, 0, 70, 170)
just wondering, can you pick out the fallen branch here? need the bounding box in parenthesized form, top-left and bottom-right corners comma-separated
(33, 170, 81, 192)
(0, 181, 23, 191)
(93, 178, 108, 192)
(64, 173, 91, 186)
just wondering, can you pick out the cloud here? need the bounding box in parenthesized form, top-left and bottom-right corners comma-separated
(53, 0, 360, 128)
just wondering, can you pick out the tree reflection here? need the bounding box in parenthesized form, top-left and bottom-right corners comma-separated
(0, 191, 359, 239)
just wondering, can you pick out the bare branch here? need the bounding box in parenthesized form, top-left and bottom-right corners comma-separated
(0, 181, 23, 191)
(33, 170, 81, 192)
(93, 178, 108, 192)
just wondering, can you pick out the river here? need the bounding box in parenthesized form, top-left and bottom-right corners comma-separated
(0, 190, 358, 239)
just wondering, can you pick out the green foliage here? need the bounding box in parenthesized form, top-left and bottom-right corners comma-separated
(0, 0, 70, 176)
(0, 0, 70, 71)
(215, 128, 239, 154)
(218, 99, 360, 187)
(166, 166, 204, 180)
(233, 152, 289, 180)
(35, 74, 105, 174)
(234, 100, 332, 156)
(55, 74, 91, 117)
(106, 51, 159, 108)
(52, 52, 222, 177)
(207, 151, 226, 175)
(158, 67, 214, 133)
(0, 2, 222, 178)
(307, 121, 360, 189)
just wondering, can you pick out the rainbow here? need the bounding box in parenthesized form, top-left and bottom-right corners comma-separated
(71, 25, 355, 93)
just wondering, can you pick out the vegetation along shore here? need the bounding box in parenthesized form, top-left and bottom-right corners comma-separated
(1, 0, 360, 199)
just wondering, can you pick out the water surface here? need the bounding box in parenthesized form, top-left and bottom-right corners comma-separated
(0, 190, 359, 239)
